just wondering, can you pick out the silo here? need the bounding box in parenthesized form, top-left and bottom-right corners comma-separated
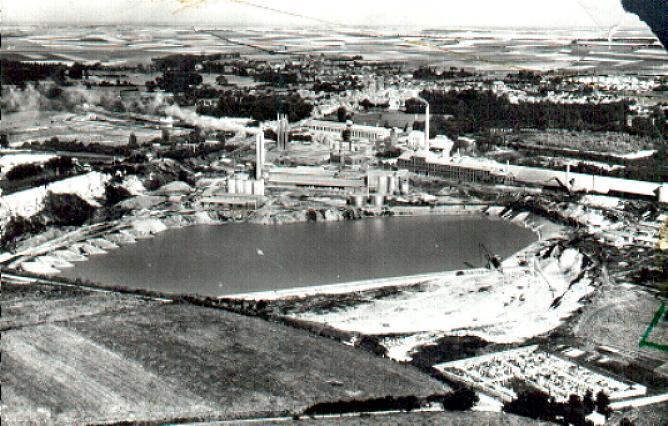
(388, 175, 397, 194)
(352, 195, 365, 207)
(244, 180, 253, 195)
(400, 180, 409, 195)
(377, 175, 387, 194)
(373, 194, 384, 207)
(227, 178, 237, 194)
(253, 180, 265, 196)
(235, 179, 245, 194)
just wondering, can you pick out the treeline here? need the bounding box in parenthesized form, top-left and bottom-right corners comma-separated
(406, 89, 638, 136)
(152, 53, 238, 72)
(313, 76, 364, 93)
(1, 60, 131, 86)
(303, 388, 478, 416)
(5, 157, 75, 181)
(304, 395, 421, 415)
(197, 91, 313, 122)
(413, 66, 475, 80)
(254, 68, 299, 87)
(20, 137, 137, 157)
(504, 388, 611, 425)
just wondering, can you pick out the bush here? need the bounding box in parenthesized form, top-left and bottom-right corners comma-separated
(354, 335, 388, 357)
(43, 191, 96, 226)
(0, 215, 46, 251)
(440, 387, 479, 411)
(303, 395, 421, 416)
(5, 163, 43, 180)
(104, 183, 132, 206)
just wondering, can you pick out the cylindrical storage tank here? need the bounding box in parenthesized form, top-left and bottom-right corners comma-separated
(388, 176, 397, 195)
(253, 180, 265, 196)
(227, 178, 237, 194)
(400, 180, 409, 195)
(235, 179, 245, 194)
(373, 194, 384, 207)
(244, 180, 253, 195)
(353, 195, 365, 207)
(377, 175, 387, 194)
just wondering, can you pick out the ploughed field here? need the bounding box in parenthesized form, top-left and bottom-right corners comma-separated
(1, 282, 445, 425)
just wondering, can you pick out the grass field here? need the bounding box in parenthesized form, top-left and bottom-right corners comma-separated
(1, 283, 445, 425)
(571, 283, 668, 363)
(1, 281, 158, 331)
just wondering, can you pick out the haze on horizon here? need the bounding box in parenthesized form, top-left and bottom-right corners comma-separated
(1, 0, 648, 31)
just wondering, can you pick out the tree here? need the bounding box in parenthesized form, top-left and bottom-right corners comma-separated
(68, 62, 85, 79)
(583, 390, 595, 415)
(44, 156, 74, 175)
(337, 106, 347, 123)
(161, 128, 170, 144)
(504, 389, 556, 422)
(595, 391, 611, 418)
(188, 127, 203, 144)
(440, 387, 479, 411)
(215, 75, 228, 86)
(215, 131, 227, 145)
(145, 80, 157, 92)
(0, 134, 8, 148)
(563, 394, 586, 426)
(342, 128, 352, 143)
(128, 133, 138, 148)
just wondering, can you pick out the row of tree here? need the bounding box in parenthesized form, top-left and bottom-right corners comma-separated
(406, 89, 636, 136)
(504, 388, 611, 425)
(196, 91, 313, 122)
(4, 156, 75, 181)
(413, 66, 475, 80)
(303, 388, 479, 416)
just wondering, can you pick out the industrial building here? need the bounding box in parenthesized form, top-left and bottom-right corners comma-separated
(304, 119, 391, 142)
(398, 151, 511, 184)
(266, 166, 365, 191)
(398, 150, 668, 203)
(276, 114, 289, 150)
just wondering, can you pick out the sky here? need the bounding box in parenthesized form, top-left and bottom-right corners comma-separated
(1, 0, 645, 30)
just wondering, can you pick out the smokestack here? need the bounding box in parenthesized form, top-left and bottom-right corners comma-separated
(425, 103, 430, 150)
(256, 131, 265, 180)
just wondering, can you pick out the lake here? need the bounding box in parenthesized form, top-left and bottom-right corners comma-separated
(59, 216, 536, 296)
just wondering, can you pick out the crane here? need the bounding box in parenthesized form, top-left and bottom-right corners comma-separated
(479, 243, 503, 271)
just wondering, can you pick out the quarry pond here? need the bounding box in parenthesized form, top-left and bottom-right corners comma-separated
(59, 215, 537, 297)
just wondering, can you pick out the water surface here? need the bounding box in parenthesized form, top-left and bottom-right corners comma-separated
(60, 216, 536, 296)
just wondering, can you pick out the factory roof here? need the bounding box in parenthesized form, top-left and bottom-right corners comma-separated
(304, 119, 392, 135)
(399, 151, 667, 199)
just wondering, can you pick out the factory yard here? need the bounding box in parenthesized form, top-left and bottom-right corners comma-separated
(435, 345, 646, 403)
(1, 281, 446, 425)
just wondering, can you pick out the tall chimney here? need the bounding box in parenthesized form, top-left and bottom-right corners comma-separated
(425, 103, 430, 150)
(256, 131, 265, 180)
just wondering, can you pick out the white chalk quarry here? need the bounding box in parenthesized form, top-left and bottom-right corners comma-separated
(294, 245, 594, 362)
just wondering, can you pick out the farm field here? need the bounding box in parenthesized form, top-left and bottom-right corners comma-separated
(0, 282, 446, 425)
